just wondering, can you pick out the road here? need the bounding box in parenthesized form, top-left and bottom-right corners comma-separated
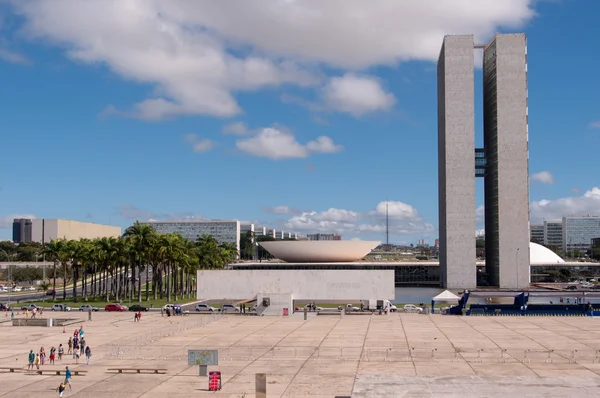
(0, 270, 152, 303)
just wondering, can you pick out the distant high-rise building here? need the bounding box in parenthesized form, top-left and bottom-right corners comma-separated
(142, 220, 240, 252)
(530, 224, 544, 244)
(562, 216, 600, 254)
(438, 33, 529, 289)
(307, 233, 342, 241)
(12, 218, 32, 243)
(543, 220, 563, 249)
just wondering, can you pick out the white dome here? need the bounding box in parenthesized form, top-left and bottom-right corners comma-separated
(259, 240, 380, 262)
(529, 242, 565, 264)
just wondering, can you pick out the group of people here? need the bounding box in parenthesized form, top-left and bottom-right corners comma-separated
(133, 311, 143, 322)
(24, 306, 43, 318)
(26, 324, 92, 396)
(67, 326, 92, 365)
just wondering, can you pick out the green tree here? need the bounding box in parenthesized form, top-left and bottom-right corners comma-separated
(123, 222, 156, 302)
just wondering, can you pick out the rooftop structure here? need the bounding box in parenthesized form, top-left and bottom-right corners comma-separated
(258, 240, 380, 262)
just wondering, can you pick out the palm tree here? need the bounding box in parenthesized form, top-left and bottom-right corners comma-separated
(66, 240, 87, 303)
(123, 222, 156, 302)
(158, 233, 184, 302)
(219, 242, 239, 267)
(42, 239, 66, 300)
(197, 234, 225, 269)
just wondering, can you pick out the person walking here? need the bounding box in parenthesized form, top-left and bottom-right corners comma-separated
(27, 350, 35, 370)
(64, 366, 72, 390)
(34, 353, 41, 370)
(85, 346, 91, 365)
(79, 325, 84, 338)
(74, 346, 80, 364)
(67, 337, 72, 355)
(80, 337, 86, 355)
(49, 346, 56, 364)
(40, 347, 46, 365)
(58, 344, 64, 361)
(56, 382, 66, 398)
(137, 311, 142, 321)
(134, 312, 138, 322)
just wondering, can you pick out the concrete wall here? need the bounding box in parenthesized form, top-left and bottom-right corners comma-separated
(31, 219, 121, 243)
(484, 34, 530, 289)
(437, 35, 477, 289)
(197, 269, 395, 301)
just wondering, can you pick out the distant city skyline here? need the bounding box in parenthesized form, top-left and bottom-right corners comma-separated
(1, 2, 600, 244)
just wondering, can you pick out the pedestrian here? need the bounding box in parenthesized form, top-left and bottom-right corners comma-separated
(80, 337, 86, 354)
(73, 336, 79, 349)
(85, 346, 91, 365)
(137, 311, 142, 321)
(50, 346, 56, 364)
(34, 353, 40, 369)
(25, 308, 28, 318)
(58, 344, 64, 361)
(31, 308, 36, 319)
(56, 382, 66, 397)
(74, 328, 79, 338)
(40, 347, 46, 365)
(67, 337, 72, 355)
(75, 346, 80, 364)
(27, 350, 35, 370)
(64, 366, 72, 390)
(78, 325, 84, 338)
(134, 312, 138, 322)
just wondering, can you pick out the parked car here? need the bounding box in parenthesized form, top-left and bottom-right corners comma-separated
(162, 304, 177, 311)
(403, 304, 424, 313)
(105, 303, 127, 312)
(13, 286, 22, 292)
(79, 304, 99, 312)
(21, 304, 42, 311)
(129, 304, 149, 312)
(305, 304, 324, 311)
(221, 304, 240, 313)
(195, 303, 217, 312)
(27, 286, 36, 291)
(46, 289, 56, 296)
(346, 304, 360, 312)
(51, 304, 72, 312)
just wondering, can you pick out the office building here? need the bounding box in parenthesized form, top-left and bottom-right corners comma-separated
(530, 224, 544, 244)
(562, 216, 600, 254)
(307, 233, 342, 241)
(438, 33, 529, 289)
(240, 224, 254, 236)
(266, 228, 276, 238)
(254, 226, 267, 237)
(143, 220, 240, 252)
(12, 219, 32, 243)
(14, 219, 121, 243)
(543, 220, 563, 249)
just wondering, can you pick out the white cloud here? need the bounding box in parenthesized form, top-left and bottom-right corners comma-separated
(0, 214, 36, 229)
(10, 1, 536, 119)
(305, 136, 342, 153)
(322, 74, 396, 116)
(531, 171, 554, 184)
(236, 126, 341, 160)
(530, 187, 600, 223)
(264, 205, 300, 215)
(184, 133, 217, 153)
(283, 200, 433, 237)
(222, 122, 250, 135)
(0, 47, 31, 65)
(589, 121, 600, 129)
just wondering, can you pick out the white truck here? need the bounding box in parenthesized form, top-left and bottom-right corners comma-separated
(360, 299, 397, 312)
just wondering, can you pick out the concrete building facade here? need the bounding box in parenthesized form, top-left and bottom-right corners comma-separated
(438, 33, 530, 289)
(437, 34, 477, 290)
(530, 224, 544, 244)
(29, 219, 121, 243)
(482, 33, 530, 289)
(142, 220, 240, 252)
(12, 219, 32, 243)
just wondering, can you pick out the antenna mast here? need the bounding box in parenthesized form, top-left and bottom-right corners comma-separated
(385, 201, 389, 246)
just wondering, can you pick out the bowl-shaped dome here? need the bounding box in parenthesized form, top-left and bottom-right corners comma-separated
(259, 240, 381, 262)
(529, 242, 565, 264)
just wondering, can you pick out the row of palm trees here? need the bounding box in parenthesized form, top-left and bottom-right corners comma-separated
(41, 222, 238, 303)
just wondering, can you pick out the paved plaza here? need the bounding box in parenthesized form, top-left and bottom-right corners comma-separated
(2, 311, 600, 397)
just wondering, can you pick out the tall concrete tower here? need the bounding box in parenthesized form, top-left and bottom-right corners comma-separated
(437, 35, 477, 290)
(437, 33, 530, 290)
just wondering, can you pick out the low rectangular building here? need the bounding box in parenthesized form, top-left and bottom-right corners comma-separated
(29, 219, 121, 243)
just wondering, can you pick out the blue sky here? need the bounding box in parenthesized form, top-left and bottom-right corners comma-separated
(1, 0, 599, 244)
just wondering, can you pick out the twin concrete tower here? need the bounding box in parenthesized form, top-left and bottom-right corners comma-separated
(438, 34, 530, 290)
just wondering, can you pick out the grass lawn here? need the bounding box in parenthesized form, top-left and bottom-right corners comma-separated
(19, 295, 198, 310)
